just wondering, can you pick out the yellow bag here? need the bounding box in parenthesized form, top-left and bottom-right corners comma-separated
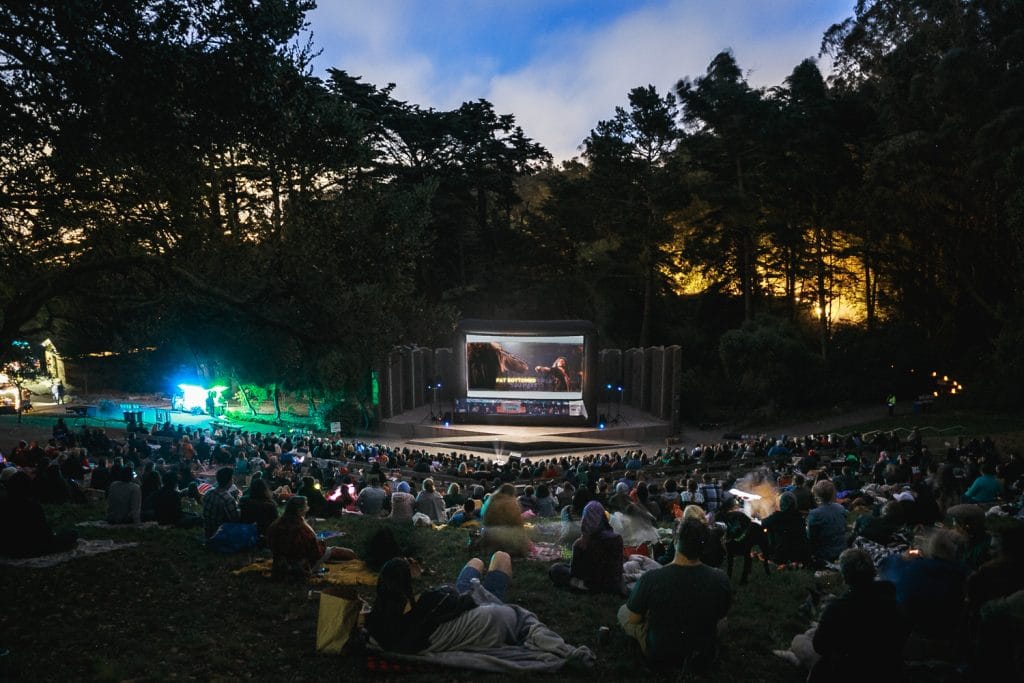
(315, 587, 361, 654)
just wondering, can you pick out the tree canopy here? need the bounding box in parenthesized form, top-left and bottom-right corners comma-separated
(3, 0, 1022, 414)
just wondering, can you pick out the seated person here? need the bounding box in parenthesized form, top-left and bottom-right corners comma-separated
(879, 529, 969, 648)
(443, 483, 466, 508)
(947, 503, 991, 570)
(534, 483, 558, 518)
(296, 476, 329, 517)
(550, 501, 624, 595)
(240, 478, 280, 538)
(52, 417, 70, 443)
(366, 553, 593, 667)
(806, 480, 848, 565)
(852, 500, 907, 546)
(963, 463, 1002, 504)
(414, 478, 447, 522)
(389, 481, 415, 521)
(447, 499, 480, 528)
(266, 496, 356, 579)
(481, 483, 529, 557)
(356, 480, 387, 516)
(148, 470, 202, 528)
(516, 485, 538, 514)
(832, 463, 863, 494)
(967, 523, 1024, 621)
(761, 491, 810, 566)
(810, 548, 908, 681)
(607, 482, 632, 513)
(0, 470, 78, 557)
(202, 467, 240, 539)
(619, 517, 732, 673)
(106, 465, 142, 525)
(969, 524, 1024, 679)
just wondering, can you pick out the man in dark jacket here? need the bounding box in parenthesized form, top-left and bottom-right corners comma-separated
(811, 548, 908, 682)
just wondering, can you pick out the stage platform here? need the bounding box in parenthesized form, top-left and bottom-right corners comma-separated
(379, 404, 674, 457)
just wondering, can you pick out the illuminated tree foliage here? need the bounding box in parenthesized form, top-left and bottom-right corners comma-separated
(3, 0, 1023, 412)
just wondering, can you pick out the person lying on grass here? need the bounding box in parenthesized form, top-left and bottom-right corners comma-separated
(266, 496, 357, 579)
(366, 553, 514, 653)
(366, 552, 594, 669)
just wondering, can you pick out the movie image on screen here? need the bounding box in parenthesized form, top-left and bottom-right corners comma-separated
(466, 334, 584, 400)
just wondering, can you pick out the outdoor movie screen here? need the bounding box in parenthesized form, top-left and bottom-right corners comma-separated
(465, 334, 585, 400)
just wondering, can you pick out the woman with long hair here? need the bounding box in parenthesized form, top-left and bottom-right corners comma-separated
(240, 477, 279, 538)
(366, 552, 512, 653)
(266, 496, 355, 579)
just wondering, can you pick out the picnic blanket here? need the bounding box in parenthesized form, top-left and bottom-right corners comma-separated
(840, 536, 910, 570)
(0, 539, 139, 568)
(526, 541, 567, 562)
(233, 558, 378, 587)
(76, 520, 161, 530)
(368, 580, 595, 673)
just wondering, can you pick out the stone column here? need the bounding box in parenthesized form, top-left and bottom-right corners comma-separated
(667, 345, 682, 432)
(649, 346, 667, 419)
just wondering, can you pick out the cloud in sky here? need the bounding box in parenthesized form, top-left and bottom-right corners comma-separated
(307, 0, 854, 161)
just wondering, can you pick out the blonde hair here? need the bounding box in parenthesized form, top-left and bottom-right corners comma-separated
(682, 504, 707, 523)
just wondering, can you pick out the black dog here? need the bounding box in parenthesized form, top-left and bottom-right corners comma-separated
(721, 510, 771, 584)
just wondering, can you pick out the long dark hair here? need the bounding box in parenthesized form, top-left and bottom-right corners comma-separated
(366, 558, 422, 651)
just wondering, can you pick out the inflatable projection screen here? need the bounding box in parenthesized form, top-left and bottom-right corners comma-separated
(453, 319, 598, 426)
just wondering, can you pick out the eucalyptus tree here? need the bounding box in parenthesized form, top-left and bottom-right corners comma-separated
(325, 71, 551, 313)
(676, 52, 772, 321)
(582, 85, 683, 347)
(821, 0, 1024, 356)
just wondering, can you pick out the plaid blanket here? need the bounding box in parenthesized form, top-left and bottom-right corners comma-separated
(526, 541, 567, 562)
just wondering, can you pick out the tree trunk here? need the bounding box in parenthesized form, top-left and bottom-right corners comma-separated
(639, 263, 653, 348)
(786, 243, 798, 322)
(815, 225, 829, 361)
(863, 252, 875, 331)
(742, 233, 753, 321)
(307, 392, 318, 421)
(240, 385, 258, 417)
(735, 156, 753, 321)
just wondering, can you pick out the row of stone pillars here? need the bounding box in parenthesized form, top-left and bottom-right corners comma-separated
(377, 345, 682, 431)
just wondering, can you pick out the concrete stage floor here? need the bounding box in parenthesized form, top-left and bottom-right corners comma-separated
(380, 403, 674, 457)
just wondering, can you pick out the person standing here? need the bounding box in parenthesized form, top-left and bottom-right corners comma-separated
(619, 518, 732, 673)
(887, 393, 896, 417)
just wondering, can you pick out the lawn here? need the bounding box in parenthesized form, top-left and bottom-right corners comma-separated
(0, 503, 817, 682)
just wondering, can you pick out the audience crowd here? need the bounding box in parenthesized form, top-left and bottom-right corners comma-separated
(2, 416, 1023, 677)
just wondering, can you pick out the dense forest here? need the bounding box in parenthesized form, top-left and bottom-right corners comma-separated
(2, 0, 1022, 419)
